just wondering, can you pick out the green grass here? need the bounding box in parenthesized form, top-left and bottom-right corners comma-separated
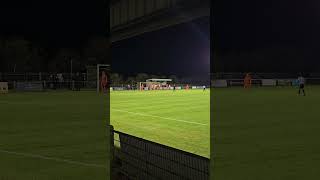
(212, 86, 320, 180)
(110, 89, 210, 157)
(7, 86, 318, 179)
(0, 91, 109, 180)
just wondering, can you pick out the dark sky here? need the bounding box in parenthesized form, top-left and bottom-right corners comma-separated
(112, 17, 210, 78)
(0, 1, 108, 48)
(3, 1, 319, 73)
(213, 0, 320, 72)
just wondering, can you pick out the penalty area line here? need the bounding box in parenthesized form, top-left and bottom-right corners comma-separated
(0, 149, 106, 168)
(111, 108, 207, 126)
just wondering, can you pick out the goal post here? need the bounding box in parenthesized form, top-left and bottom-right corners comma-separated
(97, 64, 110, 93)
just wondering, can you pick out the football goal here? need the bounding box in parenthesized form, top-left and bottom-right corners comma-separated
(138, 78, 172, 90)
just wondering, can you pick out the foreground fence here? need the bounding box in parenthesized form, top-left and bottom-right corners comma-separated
(111, 126, 210, 180)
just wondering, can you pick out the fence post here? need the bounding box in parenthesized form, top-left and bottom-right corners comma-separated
(43, 80, 46, 90)
(72, 80, 75, 91)
(110, 125, 115, 165)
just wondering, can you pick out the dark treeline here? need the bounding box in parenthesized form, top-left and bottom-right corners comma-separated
(0, 0, 109, 73)
(0, 36, 109, 73)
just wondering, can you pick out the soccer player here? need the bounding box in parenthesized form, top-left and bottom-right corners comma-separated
(173, 84, 176, 91)
(298, 74, 306, 96)
(244, 73, 252, 89)
(100, 71, 107, 93)
(203, 85, 206, 91)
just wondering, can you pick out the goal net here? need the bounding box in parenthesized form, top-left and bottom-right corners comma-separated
(138, 79, 172, 91)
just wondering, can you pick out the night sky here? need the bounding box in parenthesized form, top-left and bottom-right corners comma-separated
(3, 1, 320, 73)
(213, 0, 320, 73)
(0, 1, 108, 48)
(111, 17, 210, 78)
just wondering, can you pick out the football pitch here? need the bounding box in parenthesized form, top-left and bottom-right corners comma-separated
(110, 89, 210, 158)
(0, 91, 109, 180)
(3, 86, 319, 179)
(212, 86, 320, 180)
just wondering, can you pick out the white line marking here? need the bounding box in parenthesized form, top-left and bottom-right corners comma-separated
(113, 102, 208, 113)
(111, 109, 208, 126)
(0, 149, 106, 168)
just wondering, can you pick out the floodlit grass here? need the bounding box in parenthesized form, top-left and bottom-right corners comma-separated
(212, 86, 320, 180)
(110, 89, 210, 157)
(0, 91, 109, 180)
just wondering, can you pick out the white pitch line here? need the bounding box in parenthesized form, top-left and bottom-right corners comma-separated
(111, 109, 208, 126)
(0, 149, 106, 168)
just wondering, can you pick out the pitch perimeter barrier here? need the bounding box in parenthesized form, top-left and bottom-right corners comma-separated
(111, 127, 209, 180)
(305, 78, 320, 85)
(212, 72, 320, 79)
(10, 81, 99, 92)
(110, 85, 208, 91)
(212, 78, 320, 88)
(15, 81, 45, 92)
(0, 72, 86, 82)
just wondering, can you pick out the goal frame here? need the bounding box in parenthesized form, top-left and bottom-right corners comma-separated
(139, 79, 172, 90)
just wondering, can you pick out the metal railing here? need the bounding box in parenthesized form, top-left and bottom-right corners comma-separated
(212, 72, 320, 80)
(8, 80, 97, 91)
(212, 78, 320, 88)
(110, 126, 210, 180)
(0, 72, 87, 82)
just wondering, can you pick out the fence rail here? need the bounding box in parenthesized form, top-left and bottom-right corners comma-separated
(0, 72, 87, 81)
(212, 72, 320, 80)
(212, 78, 320, 88)
(111, 126, 210, 180)
(3, 80, 97, 91)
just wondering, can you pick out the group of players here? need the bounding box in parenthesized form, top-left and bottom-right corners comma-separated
(139, 84, 206, 91)
(103, 71, 306, 96)
(243, 73, 306, 96)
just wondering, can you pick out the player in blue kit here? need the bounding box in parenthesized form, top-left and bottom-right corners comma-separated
(298, 74, 306, 96)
